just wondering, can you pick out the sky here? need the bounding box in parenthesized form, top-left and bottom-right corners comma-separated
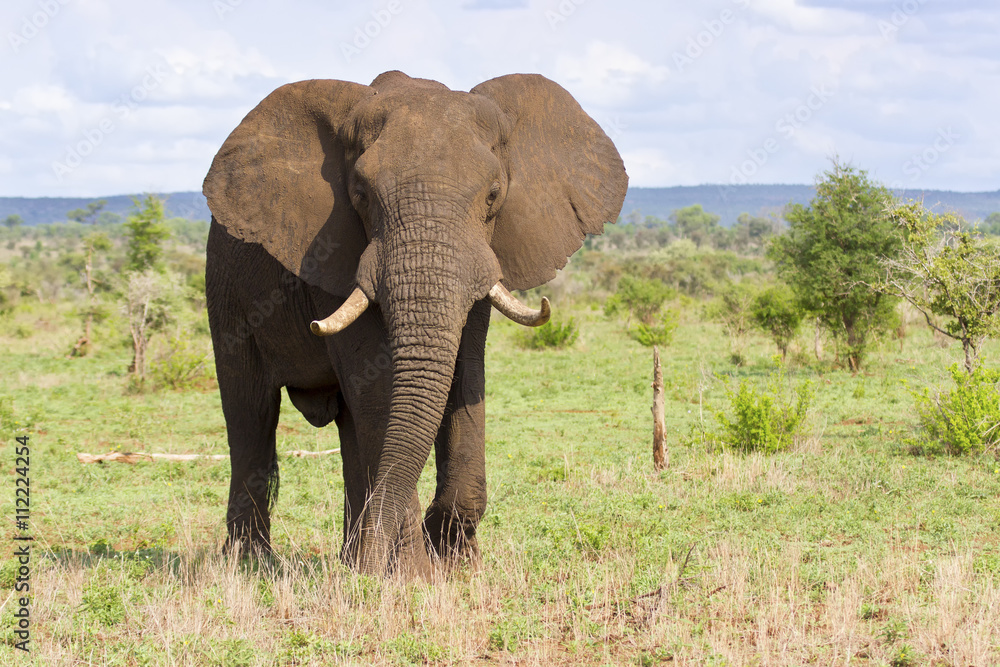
(1, 0, 998, 198)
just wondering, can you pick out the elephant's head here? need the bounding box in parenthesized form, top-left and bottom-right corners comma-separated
(203, 71, 627, 573)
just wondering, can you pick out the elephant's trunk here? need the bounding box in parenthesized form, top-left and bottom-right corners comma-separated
(355, 230, 478, 575)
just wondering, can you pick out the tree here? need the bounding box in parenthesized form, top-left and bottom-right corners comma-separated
(733, 212, 778, 253)
(711, 282, 757, 365)
(3, 214, 23, 230)
(670, 204, 722, 248)
(122, 194, 172, 379)
(768, 160, 902, 371)
(751, 284, 805, 361)
(874, 202, 1000, 374)
(124, 271, 184, 380)
(67, 200, 107, 225)
(604, 275, 673, 326)
(125, 195, 170, 273)
(96, 211, 123, 226)
(980, 212, 1000, 237)
(70, 232, 113, 357)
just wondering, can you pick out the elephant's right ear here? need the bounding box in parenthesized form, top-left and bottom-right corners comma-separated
(203, 79, 374, 297)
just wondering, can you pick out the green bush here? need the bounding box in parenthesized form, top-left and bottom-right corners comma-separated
(709, 282, 758, 365)
(604, 275, 674, 325)
(81, 581, 126, 626)
(520, 318, 579, 350)
(629, 310, 678, 347)
(714, 371, 812, 454)
(914, 364, 1000, 455)
(751, 284, 805, 359)
(149, 335, 211, 390)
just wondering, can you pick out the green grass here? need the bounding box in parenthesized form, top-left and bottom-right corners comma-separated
(1, 302, 999, 664)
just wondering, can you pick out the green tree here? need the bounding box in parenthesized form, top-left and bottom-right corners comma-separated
(980, 212, 1000, 236)
(751, 284, 805, 361)
(67, 200, 107, 225)
(96, 211, 123, 226)
(3, 214, 23, 229)
(710, 282, 757, 365)
(733, 212, 777, 253)
(125, 195, 170, 273)
(670, 204, 722, 248)
(768, 160, 902, 371)
(70, 232, 114, 357)
(125, 271, 186, 381)
(604, 275, 673, 326)
(875, 203, 1000, 374)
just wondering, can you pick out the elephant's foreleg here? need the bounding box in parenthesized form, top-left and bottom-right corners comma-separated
(329, 309, 431, 576)
(217, 360, 281, 555)
(424, 299, 490, 561)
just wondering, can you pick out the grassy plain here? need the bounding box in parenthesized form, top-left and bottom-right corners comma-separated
(1, 298, 999, 665)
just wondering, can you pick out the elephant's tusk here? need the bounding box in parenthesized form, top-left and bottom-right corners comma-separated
(311, 288, 369, 336)
(488, 283, 551, 327)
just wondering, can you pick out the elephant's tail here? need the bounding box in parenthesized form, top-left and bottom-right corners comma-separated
(267, 452, 280, 512)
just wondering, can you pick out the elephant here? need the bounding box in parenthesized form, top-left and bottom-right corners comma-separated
(203, 70, 627, 576)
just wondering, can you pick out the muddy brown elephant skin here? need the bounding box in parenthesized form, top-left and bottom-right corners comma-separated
(203, 70, 627, 576)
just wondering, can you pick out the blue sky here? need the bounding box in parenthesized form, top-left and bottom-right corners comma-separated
(0, 0, 996, 197)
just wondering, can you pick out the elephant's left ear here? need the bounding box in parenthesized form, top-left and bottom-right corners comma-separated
(471, 74, 628, 291)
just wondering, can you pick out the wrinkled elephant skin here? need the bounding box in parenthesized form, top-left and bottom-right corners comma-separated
(203, 71, 627, 576)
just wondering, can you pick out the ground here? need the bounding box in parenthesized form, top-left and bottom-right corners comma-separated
(0, 301, 998, 665)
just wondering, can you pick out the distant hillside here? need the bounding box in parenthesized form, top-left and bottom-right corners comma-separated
(0, 192, 210, 226)
(3, 186, 999, 228)
(622, 185, 1000, 227)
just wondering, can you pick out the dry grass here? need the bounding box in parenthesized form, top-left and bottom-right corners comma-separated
(3, 311, 1000, 664)
(17, 508, 1000, 665)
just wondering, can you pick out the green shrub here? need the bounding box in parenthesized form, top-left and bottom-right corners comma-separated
(520, 318, 579, 350)
(604, 275, 674, 325)
(81, 581, 126, 626)
(913, 364, 1000, 455)
(149, 334, 210, 390)
(629, 310, 678, 347)
(890, 644, 919, 667)
(709, 282, 758, 365)
(751, 284, 805, 359)
(714, 371, 812, 454)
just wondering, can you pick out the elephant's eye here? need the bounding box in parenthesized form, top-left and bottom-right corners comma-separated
(353, 186, 368, 207)
(486, 182, 501, 208)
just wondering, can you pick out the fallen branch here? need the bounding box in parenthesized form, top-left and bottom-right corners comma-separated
(77, 448, 340, 464)
(77, 452, 228, 464)
(286, 448, 340, 458)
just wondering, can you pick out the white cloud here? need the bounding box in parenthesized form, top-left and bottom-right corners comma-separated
(621, 148, 677, 188)
(0, 0, 998, 196)
(748, 0, 865, 33)
(11, 84, 76, 115)
(555, 41, 669, 105)
(158, 36, 281, 102)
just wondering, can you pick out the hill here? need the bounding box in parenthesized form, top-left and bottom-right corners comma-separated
(622, 185, 1000, 226)
(0, 192, 210, 226)
(3, 186, 999, 227)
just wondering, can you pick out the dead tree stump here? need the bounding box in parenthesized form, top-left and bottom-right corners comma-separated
(652, 346, 668, 470)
